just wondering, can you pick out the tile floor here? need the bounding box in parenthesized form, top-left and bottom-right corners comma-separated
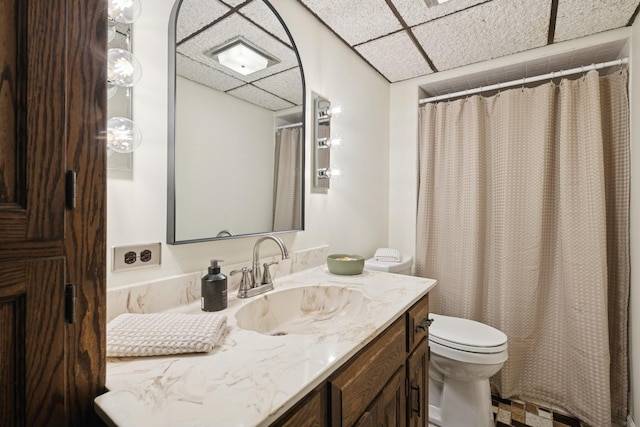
(491, 395, 584, 427)
(428, 395, 585, 427)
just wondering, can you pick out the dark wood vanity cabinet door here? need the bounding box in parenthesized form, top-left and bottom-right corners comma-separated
(273, 387, 326, 427)
(407, 339, 429, 427)
(0, 0, 107, 426)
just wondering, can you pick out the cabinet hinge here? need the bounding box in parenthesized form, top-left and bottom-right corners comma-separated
(65, 170, 77, 210)
(65, 283, 77, 324)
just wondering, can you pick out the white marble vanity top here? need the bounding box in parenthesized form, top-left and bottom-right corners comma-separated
(94, 266, 437, 427)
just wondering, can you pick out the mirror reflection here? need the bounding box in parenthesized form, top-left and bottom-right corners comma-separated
(168, 0, 305, 244)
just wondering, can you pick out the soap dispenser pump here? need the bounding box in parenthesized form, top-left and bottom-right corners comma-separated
(201, 259, 227, 312)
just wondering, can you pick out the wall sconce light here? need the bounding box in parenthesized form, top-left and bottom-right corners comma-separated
(107, 0, 143, 162)
(107, 117, 143, 153)
(313, 94, 342, 190)
(206, 36, 279, 76)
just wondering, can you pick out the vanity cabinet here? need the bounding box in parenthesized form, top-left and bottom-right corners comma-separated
(273, 294, 430, 427)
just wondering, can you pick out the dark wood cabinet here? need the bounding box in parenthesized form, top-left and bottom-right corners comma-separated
(273, 294, 430, 427)
(0, 0, 107, 425)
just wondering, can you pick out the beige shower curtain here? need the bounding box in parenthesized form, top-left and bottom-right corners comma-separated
(416, 69, 629, 426)
(272, 127, 302, 231)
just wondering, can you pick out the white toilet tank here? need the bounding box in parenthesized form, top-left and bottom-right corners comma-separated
(364, 254, 413, 275)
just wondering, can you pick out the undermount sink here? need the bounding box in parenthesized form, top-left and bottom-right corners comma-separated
(235, 285, 370, 336)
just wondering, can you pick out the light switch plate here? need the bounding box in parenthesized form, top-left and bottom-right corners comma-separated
(112, 243, 162, 272)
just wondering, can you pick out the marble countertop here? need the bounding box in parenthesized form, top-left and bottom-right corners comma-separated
(94, 266, 437, 427)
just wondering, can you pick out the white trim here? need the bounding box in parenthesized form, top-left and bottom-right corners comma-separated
(629, 414, 637, 427)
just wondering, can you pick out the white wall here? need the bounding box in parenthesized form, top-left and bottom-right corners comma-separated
(175, 76, 274, 240)
(106, 0, 391, 288)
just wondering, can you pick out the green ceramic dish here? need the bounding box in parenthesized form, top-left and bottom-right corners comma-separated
(327, 254, 365, 275)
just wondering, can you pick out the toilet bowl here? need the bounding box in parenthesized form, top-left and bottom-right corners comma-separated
(428, 313, 508, 427)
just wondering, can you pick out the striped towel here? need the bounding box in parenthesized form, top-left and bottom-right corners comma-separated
(374, 248, 402, 262)
(107, 312, 226, 357)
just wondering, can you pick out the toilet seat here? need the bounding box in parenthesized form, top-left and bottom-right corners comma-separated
(429, 313, 508, 355)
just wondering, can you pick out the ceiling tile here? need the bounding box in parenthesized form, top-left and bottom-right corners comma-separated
(176, 53, 244, 92)
(299, 0, 402, 45)
(227, 85, 296, 111)
(253, 68, 304, 105)
(554, 0, 640, 42)
(176, 0, 231, 42)
(177, 13, 298, 83)
(393, 0, 491, 27)
(356, 31, 433, 82)
(239, 1, 293, 46)
(413, 0, 551, 71)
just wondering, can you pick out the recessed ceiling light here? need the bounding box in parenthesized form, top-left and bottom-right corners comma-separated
(205, 36, 279, 76)
(424, 0, 452, 7)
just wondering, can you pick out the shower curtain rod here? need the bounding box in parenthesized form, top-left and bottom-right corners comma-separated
(276, 122, 303, 130)
(418, 57, 628, 104)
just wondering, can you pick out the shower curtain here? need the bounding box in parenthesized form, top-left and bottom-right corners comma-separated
(272, 127, 302, 231)
(415, 69, 629, 426)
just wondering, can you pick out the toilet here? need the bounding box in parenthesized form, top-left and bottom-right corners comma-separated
(429, 313, 508, 427)
(364, 252, 508, 427)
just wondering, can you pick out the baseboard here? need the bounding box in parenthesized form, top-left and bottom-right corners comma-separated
(629, 414, 637, 427)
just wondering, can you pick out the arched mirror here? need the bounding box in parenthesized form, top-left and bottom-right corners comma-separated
(167, 0, 305, 244)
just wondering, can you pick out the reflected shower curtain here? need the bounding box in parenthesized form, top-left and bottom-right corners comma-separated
(273, 127, 302, 231)
(415, 69, 629, 426)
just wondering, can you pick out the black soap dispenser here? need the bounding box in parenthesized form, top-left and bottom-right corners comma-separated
(201, 259, 227, 312)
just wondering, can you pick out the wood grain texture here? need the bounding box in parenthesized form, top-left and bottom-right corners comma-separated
(274, 387, 326, 427)
(407, 294, 429, 353)
(0, 0, 18, 204)
(407, 339, 429, 427)
(63, 0, 108, 425)
(0, 298, 24, 426)
(378, 366, 405, 427)
(330, 317, 406, 427)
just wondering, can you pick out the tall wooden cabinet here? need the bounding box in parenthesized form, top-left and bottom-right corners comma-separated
(0, 1, 107, 425)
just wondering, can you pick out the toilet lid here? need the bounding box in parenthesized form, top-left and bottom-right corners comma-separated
(429, 313, 508, 354)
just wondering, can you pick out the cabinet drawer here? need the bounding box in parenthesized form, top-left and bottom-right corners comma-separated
(406, 295, 430, 353)
(330, 317, 406, 427)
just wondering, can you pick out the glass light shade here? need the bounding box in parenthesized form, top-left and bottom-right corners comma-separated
(107, 117, 142, 153)
(326, 165, 343, 180)
(108, 24, 117, 42)
(217, 43, 269, 75)
(107, 83, 118, 99)
(328, 136, 343, 149)
(108, 0, 142, 24)
(108, 48, 142, 87)
(330, 103, 343, 116)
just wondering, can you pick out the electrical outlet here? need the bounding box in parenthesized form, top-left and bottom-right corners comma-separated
(112, 243, 162, 272)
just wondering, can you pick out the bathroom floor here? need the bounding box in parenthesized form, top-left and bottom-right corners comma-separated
(428, 395, 585, 427)
(491, 395, 584, 426)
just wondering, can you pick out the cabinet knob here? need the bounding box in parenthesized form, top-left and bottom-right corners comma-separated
(415, 316, 434, 333)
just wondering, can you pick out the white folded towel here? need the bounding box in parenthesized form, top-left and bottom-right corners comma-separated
(374, 248, 402, 262)
(107, 312, 226, 357)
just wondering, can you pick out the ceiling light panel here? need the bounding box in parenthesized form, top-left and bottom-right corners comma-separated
(239, 1, 292, 47)
(412, 0, 550, 71)
(177, 13, 296, 82)
(553, 0, 640, 43)
(227, 84, 295, 111)
(253, 67, 304, 105)
(176, 0, 230, 42)
(356, 31, 434, 82)
(393, 0, 491, 27)
(299, 0, 402, 45)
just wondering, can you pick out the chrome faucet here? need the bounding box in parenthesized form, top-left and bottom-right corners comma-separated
(232, 235, 290, 298)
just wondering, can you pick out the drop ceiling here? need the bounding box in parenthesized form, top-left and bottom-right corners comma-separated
(175, 0, 639, 110)
(298, 0, 640, 83)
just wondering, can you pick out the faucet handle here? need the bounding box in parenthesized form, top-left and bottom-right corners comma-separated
(230, 267, 252, 294)
(262, 261, 278, 285)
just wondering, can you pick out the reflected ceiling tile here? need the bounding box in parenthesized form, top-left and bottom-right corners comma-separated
(393, 0, 491, 27)
(240, 1, 292, 46)
(554, 0, 640, 42)
(253, 68, 303, 105)
(356, 31, 433, 82)
(413, 0, 550, 71)
(176, 53, 244, 91)
(176, 0, 231, 42)
(227, 85, 295, 111)
(178, 13, 297, 82)
(299, 0, 402, 45)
